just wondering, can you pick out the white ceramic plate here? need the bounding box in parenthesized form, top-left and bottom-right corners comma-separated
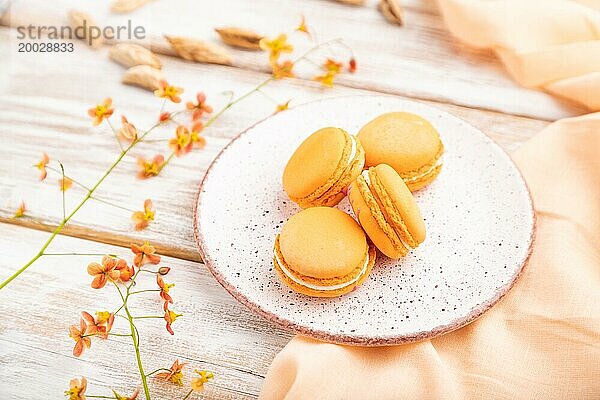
(194, 95, 534, 345)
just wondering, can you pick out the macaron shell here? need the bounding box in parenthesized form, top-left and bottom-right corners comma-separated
(283, 129, 365, 208)
(303, 138, 365, 208)
(273, 245, 376, 297)
(370, 164, 426, 246)
(358, 112, 444, 185)
(278, 207, 368, 279)
(283, 127, 346, 200)
(404, 163, 442, 192)
(348, 175, 409, 259)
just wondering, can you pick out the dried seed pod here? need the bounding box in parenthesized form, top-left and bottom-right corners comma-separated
(111, 0, 153, 13)
(215, 26, 263, 50)
(122, 65, 165, 91)
(379, 0, 404, 25)
(68, 10, 103, 48)
(165, 35, 233, 65)
(334, 0, 365, 5)
(109, 43, 162, 69)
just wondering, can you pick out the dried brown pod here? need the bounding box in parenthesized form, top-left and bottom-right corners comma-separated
(122, 65, 165, 91)
(334, 0, 365, 5)
(379, 0, 404, 25)
(68, 10, 103, 48)
(111, 0, 153, 13)
(214, 27, 263, 50)
(109, 43, 162, 69)
(164, 35, 233, 65)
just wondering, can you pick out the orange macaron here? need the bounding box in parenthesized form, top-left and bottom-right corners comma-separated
(283, 127, 365, 208)
(358, 112, 444, 191)
(273, 207, 376, 297)
(348, 164, 426, 259)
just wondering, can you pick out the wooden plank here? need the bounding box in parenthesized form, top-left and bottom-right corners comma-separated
(0, 222, 291, 399)
(1, 0, 585, 120)
(0, 27, 548, 262)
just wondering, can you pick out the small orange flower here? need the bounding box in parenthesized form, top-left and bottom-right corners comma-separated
(314, 71, 337, 88)
(118, 116, 138, 143)
(14, 201, 26, 218)
(130, 241, 161, 267)
(186, 92, 213, 121)
(87, 255, 121, 289)
(275, 100, 291, 114)
(259, 34, 293, 64)
(112, 388, 140, 400)
(88, 98, 114, 126)
(157, 275, 174, 304)
(159, 111, 171, 123)
(116, 259, 135, 282)
(137, 155, 164, 180)
(69, 319, 91, 357)
(190, 123, 207, 149)
(35, 153, 49, 181)
(132, 199, 155, 231)
(272, 60, 295, 80)
(324, 58, 343, 74)
(81, 311, 114, 339)
(59, 177, 73, 191)
(169, 126, 193, 157)
(154, 80, 183, 103)
(295, 15, 310, 37)
(191, 370, 214, 392)
(163, 302, 182, 335)
(155, 359, 186, 385)
(348, 57, 357, 73)
(65, 376, 87, 400)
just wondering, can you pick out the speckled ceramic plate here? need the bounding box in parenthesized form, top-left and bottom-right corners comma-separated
(193, 95, 534, 346)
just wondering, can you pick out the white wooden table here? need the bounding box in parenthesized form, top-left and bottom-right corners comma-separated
(0, 0, 583, 399)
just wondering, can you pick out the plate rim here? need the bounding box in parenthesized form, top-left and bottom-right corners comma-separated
(192, 94, 536, 346)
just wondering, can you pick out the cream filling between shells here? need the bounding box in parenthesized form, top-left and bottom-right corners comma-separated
(347, 135, 358, 166)
(362, 170, 414, 250)
(403, 156, 443, 183)
(311, 134, 360, 203)
(274, 251, 369, 291)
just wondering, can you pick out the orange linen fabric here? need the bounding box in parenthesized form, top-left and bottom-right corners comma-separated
(260, 113, 600, 400)
(260, 2, 600, 398)
(438, 0, 600, 110)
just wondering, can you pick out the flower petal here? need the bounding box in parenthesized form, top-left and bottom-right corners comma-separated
(87, 262, 103, 275)
(81, 311, 95, 325)
(91, 275, 107, 289)
(73, 340, 84, 357)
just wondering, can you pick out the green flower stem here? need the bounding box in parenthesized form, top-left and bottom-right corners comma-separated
(131, 315, 163, 320)
(125, 304, 149, 400)
(140, 139, 169, 143)
(89, 195, 137, 213)
(42, 252, 116, 257)
(108, 332, 134, 337)
(46, 165, 91, 191)
(157, 152, 176, 173)
(59, 162, 67, 221)
(182, 389, 194, 400)
(86, 395, 115, 399)
(145, 368, 171, 377)
(129, 289, 160, 295)
(136, 268, 160, 274)
(113, 278, 151, 400)
(204, 76, 274, 129)
(0, 112, 180, 290)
